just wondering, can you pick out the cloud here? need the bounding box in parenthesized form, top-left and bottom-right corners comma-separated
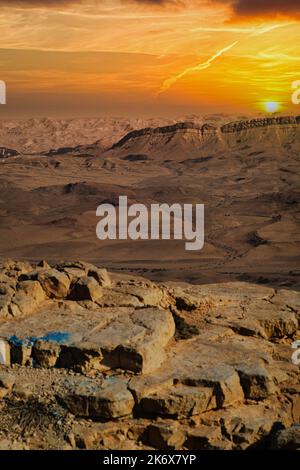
(212, 0, 299, 19)
(231, 0, 299, 18)
(0, 0, 298, 20)
(158, 40, 238, 94)
(131, 0, 300, 19)
(121, 0, 194, 8)
(0, 0, 206, 7)
(0, 0, 81, 6)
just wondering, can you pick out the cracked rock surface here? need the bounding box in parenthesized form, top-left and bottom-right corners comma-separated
(0, 259, 300, 450)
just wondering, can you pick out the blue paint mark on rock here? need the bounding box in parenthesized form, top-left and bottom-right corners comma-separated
(40, 331, 71, 344)
(9, 335, 33, 347)
(8, 335, 23, 346)
(9, 331, 71, 347)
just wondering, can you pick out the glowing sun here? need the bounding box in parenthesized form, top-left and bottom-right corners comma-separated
(264, 101, 280, 113)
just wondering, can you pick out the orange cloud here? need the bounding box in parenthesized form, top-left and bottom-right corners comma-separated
(0, 0, 298, 19)
(127, 0, 300, 19)
(213, 0, 299, 20)
(0, 0, 82, 6)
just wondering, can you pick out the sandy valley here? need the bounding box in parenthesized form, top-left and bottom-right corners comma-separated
(0, 115, 299, 288)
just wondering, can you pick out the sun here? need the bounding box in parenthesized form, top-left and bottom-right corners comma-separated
(264, 101, 281, 113)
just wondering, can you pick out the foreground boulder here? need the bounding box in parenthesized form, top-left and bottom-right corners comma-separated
(236, 364, 277, 400)
(9, 280, 45, 317)
(60, 377, 135, 420)
(0, 260, 299, 450)
(38, 269, 70, 299)
(69, 276, 103, 301)
(271, 425, 300, 450)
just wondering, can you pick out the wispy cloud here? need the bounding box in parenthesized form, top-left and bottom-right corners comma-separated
(158, 40, 238, 94)
(158, 22, 290, 94)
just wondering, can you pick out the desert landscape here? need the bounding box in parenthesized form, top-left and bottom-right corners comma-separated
(0, 0, 299, 456)
(0, 115, 300, 450)
(0, 115, 299, 288)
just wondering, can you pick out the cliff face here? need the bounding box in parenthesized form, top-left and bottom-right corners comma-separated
(0, 115, 299, 156)
(221, 116, 300, 133)
(112, 122, 218, 149)
(112, 116, 300, 149)
(107, 115, 300, 163)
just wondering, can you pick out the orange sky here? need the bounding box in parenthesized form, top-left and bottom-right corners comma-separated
(0, 0, 299, 117)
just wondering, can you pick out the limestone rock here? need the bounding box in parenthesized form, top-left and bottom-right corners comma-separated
(37, 269, 70, 299)
(17, 280, 45, 302)
(271, 425, 300, 450)
(139, 385, 215, 418)
(57, 343, 103, 372)
(56, 261, 90, 273)
(88, 267, 112, 288)
(37, 260, 51, 269)
(1, 260, 32, 278)
(129, 375, 174, 402)
(0, 280, 15, 297)
(8, 280, 46, 317)
(145, 422, 186, 450)
(97, 289, 144, 308)
(61, 377, 135, 420)
(0, 263, 300, 450)
(69, 276, 103, 301)
(0, 277, 16, 318)
(33, 340, 61, 368)
(236, 364, 277, 400)
(219, 403, 279, 449)
(9, 338, 32, 366)
(117, 308, 175, 374)
(0, 298, 10, 318)
(244, 302, 298, 339)
(183, 364, 244, 408)
(221, 116, 299, 133)
(86, 307, 175, 374)
(116, 284, 163, 307)
(73, 422, 129, 449)
(184, 426, 230, 450)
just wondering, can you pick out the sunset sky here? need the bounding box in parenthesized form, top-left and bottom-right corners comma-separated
(0, 0, 299, 117)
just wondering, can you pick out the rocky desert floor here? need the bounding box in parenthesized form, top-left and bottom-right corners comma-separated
(0, 115, 300, 450)
(0, 259, 300, 450)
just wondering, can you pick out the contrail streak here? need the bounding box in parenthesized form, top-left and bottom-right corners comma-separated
(251, 23, 292, 36)
(158, 41, 238, 95)
(158, 22, 289, 95)
(191, 23, 289, 36)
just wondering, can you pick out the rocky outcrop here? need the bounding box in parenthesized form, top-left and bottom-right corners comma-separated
(271, 425, 300, 450)
(0, 261, 112, 319)
(68, 276, 103, 302)
(0, 260, 299, 450)
(111, 116, 300, 150)
(221, 116, 300, 133)
(60, 376, 135, 420)
(112, 122, 217, 149)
